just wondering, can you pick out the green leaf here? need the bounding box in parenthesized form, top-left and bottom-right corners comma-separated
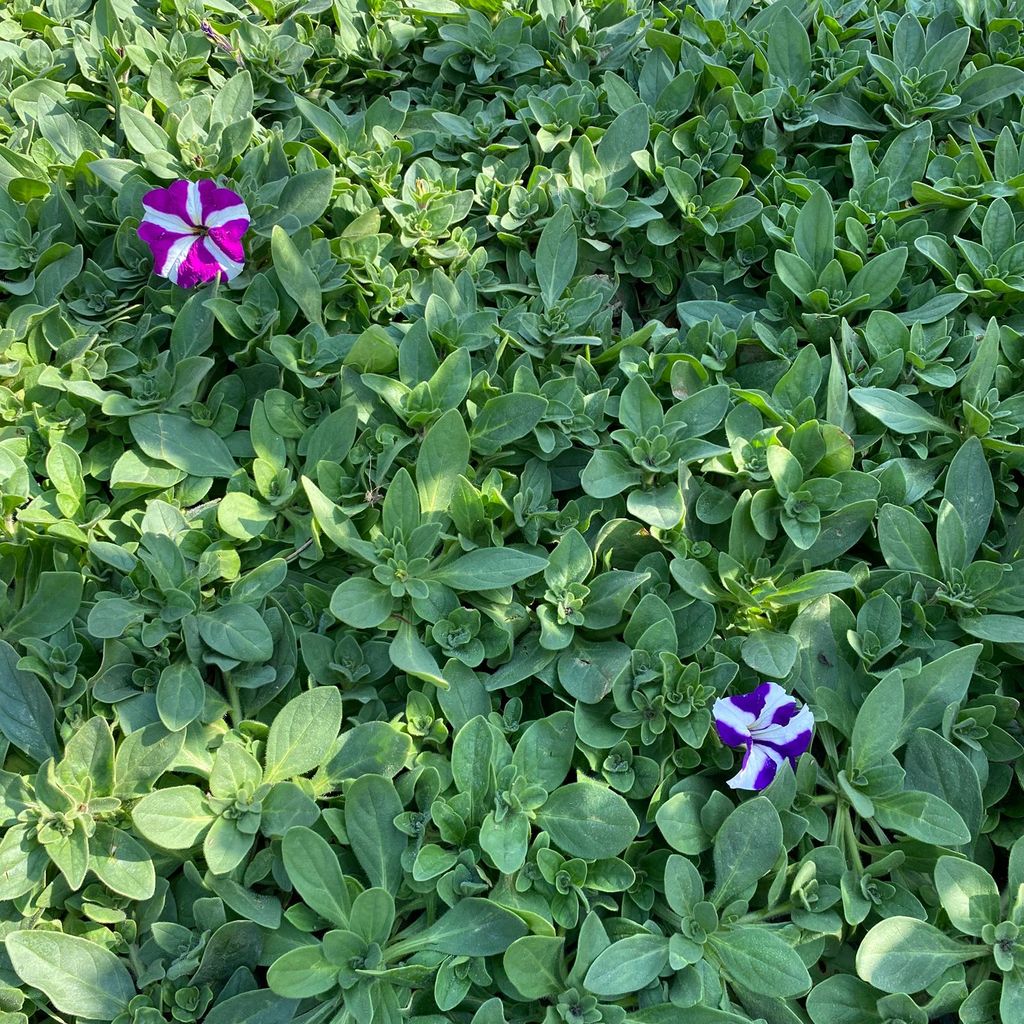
(534, 781, 639, 859)
(656, 790, 712, 855)
(712, 798, 784, 905)
(89, 823, 156, 900)
(767, 8, 812, 89)
(273, 168, 335, 231)
(6, 931, 135, 1019)
(282, 826, 351, 927)
(217, 492, 275, 541)
(129, 414, 237, 478)
(790, 188, 831, 274)
(329, 576, 395, 628)
(390, 621, 448, 688)
(416, 898, 528, 956)
(198, 604, 274, 662)
(320, 721, 413, 782)
(873, 790, 970, 846)
(503, 935, 565, 999)
(944, 437, 993, 562)
(898, 645, 980, 742)
(903, 728, 983, 839)
(0, 640, 57, 762)
(264, 687, 343, 783)
(597, 103, 649, 188)
(452, 716, 494, 823)
(583, 934, 669, 997)
(877, 503, 941, 577)
(345, 774, 405, 895)
(934, 857, 999, 937)
(856, 917, 979, 993)
(2, 572, 83, 643)
(271, 225, 322, 326)
(536, 205, 577, 309)
(417, 409, 470, 513)
(132, 786, 213, 848)
(707, 927, 811, 998)
(740, 630, 798, 678)
(204, 990, 299, 1024)
(267, 945, 337, 998)
(156, 662, 205, 732)
(431, 548, 548, 589)
(849, 388, 955, 435)
(580, 447, 643, 498)
(848, 247, 908, 306)
(851, 671, 904, 768)
(113, 723, 185, 799)
(959, 613, 1024, 644)
(956, 65, 1024, 116)
(470, 393, 548, 454)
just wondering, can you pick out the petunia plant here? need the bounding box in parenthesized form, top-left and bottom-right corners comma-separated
(0, 3, 1023, 1024)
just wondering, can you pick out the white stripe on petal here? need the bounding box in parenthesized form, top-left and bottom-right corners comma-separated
(203, 203, 249, 229)
(726, 744, 782, 790)
(752, 682, 795, 729)
(186, 181, 203, 226)
(199, 236, 244, 280)
(140, 207, 195, 234)
(712, 696, 757, 737)
(754, 703, 814, 747)
(162, 234, 200, 284)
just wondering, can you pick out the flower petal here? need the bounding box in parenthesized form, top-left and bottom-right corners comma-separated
(173, 238, 229, 288)
(208, 223, 247, 264)
(137, 224, 197, 282)
(753, 703, 814, 761)
(197, 179, 249, 227)
(197, 235, 244, 281)
(751, 681, 796, 729)
(141, 182, 195, 234)
(713, 695, 757, 749)
(729, 681, 772, 717)
(185, 180, 203, 226)
(726, 743, 783, 791)
(140, 207, 194, 234)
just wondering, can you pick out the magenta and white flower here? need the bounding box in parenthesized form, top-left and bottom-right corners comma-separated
(137, 180, 249, 288)
(713, 682, 814, 791)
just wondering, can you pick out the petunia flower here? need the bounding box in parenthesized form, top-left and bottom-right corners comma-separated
(137, 180, 249, 288)
(201, 20, 244, 66)
(712, 681, 814, 791)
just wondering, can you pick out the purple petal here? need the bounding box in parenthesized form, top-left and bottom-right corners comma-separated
(730, 682, 772, 717)
(196, 236, 243, 281)
(726, 743, 782, 791)
(142, 181, 198, 227)
(208, 223, 247, 264)
(750, 682, 796, 729)
(175, 237, 234, 287)
(713, 695, 756, 748)
(197, 179, 249, 227)
(753, 703, 814, 761)
(137, 222, 197, 281)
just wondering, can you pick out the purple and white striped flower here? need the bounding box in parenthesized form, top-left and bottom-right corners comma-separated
(713, 682, 814, 791)
(137, 180, 249, 288)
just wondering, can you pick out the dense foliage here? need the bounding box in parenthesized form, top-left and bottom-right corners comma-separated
(2, 0, 1024, 1021)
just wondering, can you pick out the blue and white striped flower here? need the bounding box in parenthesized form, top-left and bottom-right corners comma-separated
(713, 682, 814, 791)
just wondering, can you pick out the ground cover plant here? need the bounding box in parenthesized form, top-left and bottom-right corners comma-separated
(1, 0, 1024, 1021)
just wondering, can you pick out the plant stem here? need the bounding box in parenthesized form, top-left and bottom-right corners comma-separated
(225, 674, 243, 726)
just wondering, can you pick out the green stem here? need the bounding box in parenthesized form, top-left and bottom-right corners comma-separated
(843, 805, 863, 870)
(225, 674, 243, 726)
(736, 901, 795, 924)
